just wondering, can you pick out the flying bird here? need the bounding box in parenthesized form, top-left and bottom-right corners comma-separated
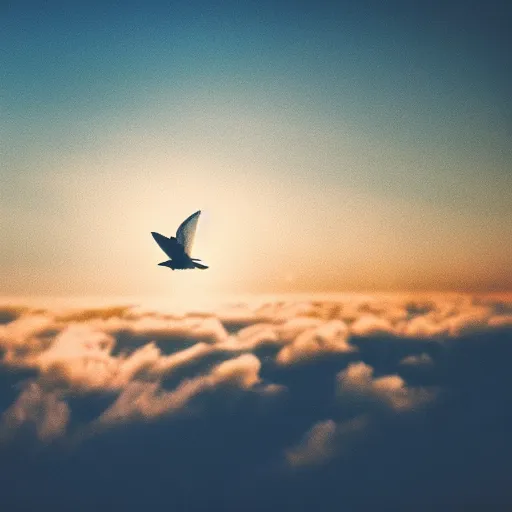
(151, 210, 209, 270)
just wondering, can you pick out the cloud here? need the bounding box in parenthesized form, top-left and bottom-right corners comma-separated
(286, 415, 369, 468)
(0, 381, 69, 442)
(90, 314, 229, 344)
(1, 293, 508, 397)
(399, 313, 449, 337)
(36, 325, 119, 391)
(276, 317, 324, 342)
(1, 294, 512, 511)
(349, 314, 395, 336)
(150, 341, 213, 375)
(397, 301, 495, 338)
(337, 361, 433, 411)
(53, 305, 133, 322)
(0, 304, 27, 325)
(488, 314, 512, 328)
(210, 353, 262, 388)
(95, 378, 205, 426)
(0, 313, 57, 352)
(276, 320, 354, 364)
(286, 419, 338, 467)
(400, 353, 433, 367)
(253, 300, 317, 323)
(216, 304, 269, 331)
(36, 326, 220, 393)
(219, 323, 279, 351)
(286, 357, 437, 470)
(95, 354, 263, 427)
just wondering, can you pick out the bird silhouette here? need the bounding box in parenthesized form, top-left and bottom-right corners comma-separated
(151, 210, 209, 270)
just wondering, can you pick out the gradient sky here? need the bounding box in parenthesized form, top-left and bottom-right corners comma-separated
(1, 0, 511, 296)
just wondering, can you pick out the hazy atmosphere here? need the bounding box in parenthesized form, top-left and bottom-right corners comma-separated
(2, 0, 511, 296)
(1, 1, 511, 511)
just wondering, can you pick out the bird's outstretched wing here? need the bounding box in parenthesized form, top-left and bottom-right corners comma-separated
(176, 210, 201, 256)
(151, 232, 179, 259)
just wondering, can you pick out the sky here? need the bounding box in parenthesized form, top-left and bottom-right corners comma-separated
(1, 0, 511, 297)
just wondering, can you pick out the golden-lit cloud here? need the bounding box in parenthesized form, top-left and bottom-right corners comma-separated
(276, 319, 354, 365)
(0, 292, 511, 512)
(0, 293, 510, 443)
(337, 362, 433, 411)
(349, 314, 395, 336)
(94, 354, 263, 427)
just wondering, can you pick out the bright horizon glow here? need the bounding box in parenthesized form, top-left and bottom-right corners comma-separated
(2, 291, 511, 312)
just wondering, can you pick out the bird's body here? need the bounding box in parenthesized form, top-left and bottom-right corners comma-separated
(151, 211, 208, 270)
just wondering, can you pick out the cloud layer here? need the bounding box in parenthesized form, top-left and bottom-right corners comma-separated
(1, 293, 511, 511)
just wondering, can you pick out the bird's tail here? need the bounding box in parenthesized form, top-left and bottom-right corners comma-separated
(192, 260, 209, 269)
